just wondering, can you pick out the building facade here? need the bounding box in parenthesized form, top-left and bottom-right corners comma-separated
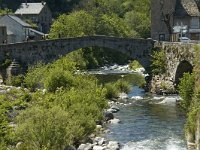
(151, 0, 200, 41)
(15, 2, 52, 34)
(0, 15, 44, 43)
(0, 15, 31, 43)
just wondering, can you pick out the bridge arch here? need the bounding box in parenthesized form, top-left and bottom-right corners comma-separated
(0, 36, 154, 79)
(174, 60, 193, 86)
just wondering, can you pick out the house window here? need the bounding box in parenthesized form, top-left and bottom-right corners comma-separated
(159, 34, 165, 41)
(191, 17, 199, 29)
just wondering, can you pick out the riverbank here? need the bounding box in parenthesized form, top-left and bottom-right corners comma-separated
(77, 65, 187, 150)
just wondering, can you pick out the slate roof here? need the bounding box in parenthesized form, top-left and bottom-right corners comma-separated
(8, 15, 31, 27)
(175, 0, 200, 17)
(15, 2, 46, 15)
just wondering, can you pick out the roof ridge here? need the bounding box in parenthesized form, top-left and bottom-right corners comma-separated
(7, 15, 31, 27)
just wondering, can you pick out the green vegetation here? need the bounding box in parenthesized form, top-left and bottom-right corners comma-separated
(0, 0, 150, 148)
(49, 10, 134, 68)
(0, 56, 110, 148)
(151, 50, 166, 75)
(178, 73, 195, 111)
(104, 79, 131, 99)
(0, 8, 12, 15)
(177, 46, 200, 144)
(115, 79, 131, 93)
(129, 60, 142, 70)
(6, 75, 24, 87)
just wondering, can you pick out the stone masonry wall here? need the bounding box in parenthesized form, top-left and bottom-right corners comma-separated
(150, 42, 195, 94)
(0, 36, 154, 73)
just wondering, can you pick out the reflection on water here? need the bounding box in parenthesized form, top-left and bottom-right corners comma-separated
(104, 87, 187, 150)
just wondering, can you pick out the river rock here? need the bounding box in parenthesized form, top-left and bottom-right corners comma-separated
(131, 96, 143, 100)
(94, 137, 105, 146)
(108, 118, 121, 124)
(118, 92, 128, 99)
(93, 145, 105, 150)
(78, 143, 93, 150)
(107, 108, 117, 113)
(111, 106, 120, 112)
(96, 120, 103, 125)
(65, 145, 76, 150)
(96, 125, 102, 129)
(104, 111, 114, 121)
(106, 141, 120, 150)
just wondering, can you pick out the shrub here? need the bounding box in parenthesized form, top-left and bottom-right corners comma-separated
(16, 106, 73, 149)
(129, 60, 142, 70)
(44, 69, 74, 92)
(24, 63, 47, 91)
(178, 73, 195, 111)
(104, 83, 119, 99)
(151, 50, 166, 75)
(6, 75, 24, 87)
(115, 79, 131, 93)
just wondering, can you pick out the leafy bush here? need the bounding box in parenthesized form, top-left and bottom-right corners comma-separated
(44, 69, 74, 92)
(16, 106, 74, 149)
(129, 60, 142, 70)
(115, 79, 131, 93)
(178, 73, 195, 111)
(24, 63, 47, 91)
(6, 75, 24, 87)
(151, 50, 166, 75)
(104, 83, 119, 99)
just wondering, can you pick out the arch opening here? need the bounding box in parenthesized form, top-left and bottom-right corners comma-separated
(174, 60, 193, 86)
(65, 46, 149, 72)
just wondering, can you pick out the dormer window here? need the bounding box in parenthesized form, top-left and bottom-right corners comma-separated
(190, 17, 199, 29)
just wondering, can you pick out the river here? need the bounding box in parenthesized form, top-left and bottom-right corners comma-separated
(90, 65, 187, 150)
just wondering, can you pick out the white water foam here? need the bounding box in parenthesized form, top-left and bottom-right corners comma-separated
(121, 137, 186, 150)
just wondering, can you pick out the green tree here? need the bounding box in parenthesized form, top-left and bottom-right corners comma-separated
(0, 8, 12, 15)
(124, 11, 150, 38)
(49, 11, 96, 38)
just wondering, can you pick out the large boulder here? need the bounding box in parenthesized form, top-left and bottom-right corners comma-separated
(104, 111, 114, 121)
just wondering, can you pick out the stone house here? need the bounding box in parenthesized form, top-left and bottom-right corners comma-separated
(0, 26, 7, 44)
(151, 0, 200, 41)
(15, 2, 52, 33)
(0, 15, 45, 43)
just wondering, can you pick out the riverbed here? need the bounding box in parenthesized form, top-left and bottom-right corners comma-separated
(104, 87, 187, 150)
(90, 65, 187, 150)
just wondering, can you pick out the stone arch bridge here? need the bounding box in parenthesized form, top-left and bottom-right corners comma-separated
(0, 35, 197, 90)
(0, 36, 154, 80)
(151, 42, 196, 93)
